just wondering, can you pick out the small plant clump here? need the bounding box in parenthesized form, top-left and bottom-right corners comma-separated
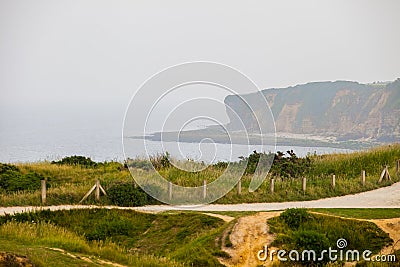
(0, 163, 46, 193)
(107, 182, 159, 206)
(51, 155, 98, 168)
(279, 208, 312, 229)
(269, 209, 393, 265)
(235, 150, 312, 178)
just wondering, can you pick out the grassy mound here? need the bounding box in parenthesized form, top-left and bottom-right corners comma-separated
(0, 209, 227, 266)
(268, 209, 393, 265)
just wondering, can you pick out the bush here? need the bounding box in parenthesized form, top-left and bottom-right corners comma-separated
(150, 152, 171, 170)
(236, 150, 312, 178)
(238, 150, 275, 175)
(292, 230, 330, 263)
(125, 158, 153, 171)
(279, 208, 312, 230)
(0, 166, 45, 193)
(85, 219, 131, 241)
(51, 155, 98, 168)
(0, 163, 19, 173)
(107, 182, 159, 206)
(212, 161, 228, 169)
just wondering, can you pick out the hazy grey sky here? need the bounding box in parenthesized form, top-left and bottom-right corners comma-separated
(1, 0, 399, 131)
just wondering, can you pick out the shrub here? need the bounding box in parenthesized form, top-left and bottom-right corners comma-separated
(150, 152, 171, 170)
(279, 208, 312, 230)
(107, 182, 159, 206)
(236, 150, 312, 178)
(125, 158, 153, 171)
(85, 219, 131, 241)
(51, 155, 98, 168)
(212, 161, 228, 169)
(0, 169, 44, 193)
(292, 230, 330, 263)
(0, 163, 19, 173)
(238, 150, 275, 175)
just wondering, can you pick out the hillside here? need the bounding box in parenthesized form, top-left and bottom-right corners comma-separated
(225, 78, 400, 143)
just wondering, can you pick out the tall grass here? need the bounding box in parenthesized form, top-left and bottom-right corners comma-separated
(0, 209, 226, 266)
(269, 209, 393, 258)
(310, 144, 400, 178)
(0, 221, 182, 266)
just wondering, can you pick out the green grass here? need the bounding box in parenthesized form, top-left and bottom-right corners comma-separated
(268, 209, 393, 265)
(0, 241, 102, 267)
(310, 144, 400, 178)
(0, 209, 228, 266)
(1, 144, 399, 206)
(311, 208, 400, 219)
(0, 221, 182, 267)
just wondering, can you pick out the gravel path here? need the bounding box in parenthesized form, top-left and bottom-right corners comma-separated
(1, 182, 399, 216)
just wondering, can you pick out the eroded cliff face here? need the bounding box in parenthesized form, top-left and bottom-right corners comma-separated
(224, 79, 400, 142)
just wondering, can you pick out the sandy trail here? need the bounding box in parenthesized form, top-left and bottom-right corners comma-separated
(220, 212, 281, 267)
(221, 211, 400, 267)
(1, 181, 399, 216)
(372, 218, 400, 254)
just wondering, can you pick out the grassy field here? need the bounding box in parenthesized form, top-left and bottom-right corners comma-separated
(0, 144, 399, 206)
(268, 209, 396, 266)
(0, 209, 228, 266)
(1, 208, 399, 266)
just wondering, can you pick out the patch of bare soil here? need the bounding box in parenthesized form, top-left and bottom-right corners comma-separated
(202, 213, 235, 222)
(370, 218, 400, 254)
(219, 212, 400, 267)
(0, 252, 34, 267)
(219, 211, 281, 267)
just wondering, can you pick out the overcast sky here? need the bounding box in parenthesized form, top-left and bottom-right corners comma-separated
(1, 0, 399, 133)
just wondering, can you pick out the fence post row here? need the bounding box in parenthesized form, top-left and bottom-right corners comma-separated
(41, 159, 400, 203)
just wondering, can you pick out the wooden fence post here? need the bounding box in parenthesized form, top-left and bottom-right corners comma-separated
(95, 179, 100, 201)
(270, 178, 275, 194)
(237, 179, 241, 195)
(385, 166, 391, 181)
(378, 166, 391, 183)
(331, 175, 336, 189)
(168, 181, 172, 200)
(79, 180, 106, 203)
(41, 180, 46, 205)
(361, 170, 366, 186)
(203, 180, 207, 199)
(302, 177, 307, 193)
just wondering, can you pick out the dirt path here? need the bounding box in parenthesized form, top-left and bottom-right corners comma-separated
(220, 212, 281, 267)
(220, 211, 400, 267)
(372, 218, 400, 254)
